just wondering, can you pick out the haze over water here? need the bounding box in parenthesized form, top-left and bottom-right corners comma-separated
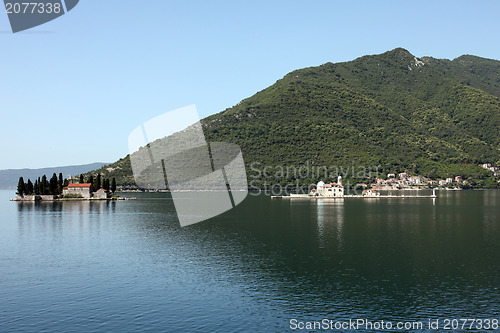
(0, 190, 499, 332)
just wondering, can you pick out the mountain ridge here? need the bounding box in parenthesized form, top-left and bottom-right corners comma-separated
(82, 48, 500, 189)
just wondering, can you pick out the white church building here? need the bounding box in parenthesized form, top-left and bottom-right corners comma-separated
(310, 176, 344, 197)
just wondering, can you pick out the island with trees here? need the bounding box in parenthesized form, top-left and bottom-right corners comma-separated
(11, 173, 131, 201)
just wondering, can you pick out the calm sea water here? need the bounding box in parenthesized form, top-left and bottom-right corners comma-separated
(0, 190, 499, 332)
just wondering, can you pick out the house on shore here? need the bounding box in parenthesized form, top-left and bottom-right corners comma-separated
(399, 172, 410, 180)
(62, 183, 93, 198)
(93, 188, 110, 199)
(362, 189, 380, 197)
(408, 176, 422, 185)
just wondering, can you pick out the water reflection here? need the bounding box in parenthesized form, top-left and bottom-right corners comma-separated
(7, 191, 500, 332)
(312, 199, 344, 249)
(16, 200, 117, 241)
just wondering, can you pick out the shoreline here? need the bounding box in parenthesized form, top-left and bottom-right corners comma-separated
(10, 196, 136, 202)
(272, 191, 438, 199)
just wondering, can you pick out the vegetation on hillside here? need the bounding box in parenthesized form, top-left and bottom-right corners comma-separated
(83, 48, 500, 190)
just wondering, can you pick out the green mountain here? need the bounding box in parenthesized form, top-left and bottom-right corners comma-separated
(84, 48, 500, 189)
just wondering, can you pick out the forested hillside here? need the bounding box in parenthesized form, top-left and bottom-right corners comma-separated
(83, 48, 500, 189)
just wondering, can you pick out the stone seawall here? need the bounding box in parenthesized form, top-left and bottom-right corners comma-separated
(13, 195, 60, 201)
(11, 195, 135, 202)
(14, 195, 38, 201)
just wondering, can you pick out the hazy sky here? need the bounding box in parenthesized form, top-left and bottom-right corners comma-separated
(1, 0, 499, 169)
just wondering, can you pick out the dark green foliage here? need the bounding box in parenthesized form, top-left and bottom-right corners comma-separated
(95, 174, 102, 190)
(80, 174, 84, 184)
(87, 175, 94, 186)
(17, 177, 25, 196)
(80, 157, 134, 188)
(111, 178, 116, 193)
(103, 178, 110, 192)
(15, 173, 104, 196)
(49, 173, 58, 195)
(41, 175, 48, 195)
(26, 179, 34, 195)
(37, 177, 42, 195)
(58, 173, 63, 193)
(34, 180, 39, 195)
(17, 176, 52, 196)
(82, 48, 500, 189)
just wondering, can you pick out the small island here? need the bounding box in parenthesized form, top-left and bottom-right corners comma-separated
(11, 173, 132, 202)
(272, 176, 437, 199)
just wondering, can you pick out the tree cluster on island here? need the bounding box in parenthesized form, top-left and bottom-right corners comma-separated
(16, 173, 117, 196)
(77, 174, 116, 193)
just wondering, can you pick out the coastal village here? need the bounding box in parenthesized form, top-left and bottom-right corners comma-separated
(363, 172, 464, 191)
(363, 163, 500, 191)
(275, 174, 437, 199)
(273, 162, 500, 199)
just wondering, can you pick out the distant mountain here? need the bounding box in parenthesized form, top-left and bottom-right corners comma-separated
(83, 48, 500, 189)
(0, 163, 108, 189)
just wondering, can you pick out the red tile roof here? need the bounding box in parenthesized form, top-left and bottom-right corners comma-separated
(67, 183, 92, 188)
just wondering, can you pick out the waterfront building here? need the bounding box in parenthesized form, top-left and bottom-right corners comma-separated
(311, 176, 344, 197)
(62, 183, 93, 198)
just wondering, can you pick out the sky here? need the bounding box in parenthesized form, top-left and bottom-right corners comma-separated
(1, 0, 499, 169)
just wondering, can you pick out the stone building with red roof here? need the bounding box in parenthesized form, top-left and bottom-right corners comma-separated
(62, 183, 93, 198)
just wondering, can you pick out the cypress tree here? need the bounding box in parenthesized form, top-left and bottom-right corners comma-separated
(27, 179, 34, 195)
(58, 173, 63, 194)
(103, 179, 110, 192)
(37, 177, 42, 195)
(111, 178, 116, 193)
(34, 179, 40, 195)
(17, 177, 25, 196)
(95, 174, 102, 190)
(41, 175, 48, 195)
(88, 175, 94, 188)
(80, 174, 84, 184)
(49, 173, 58, 195)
